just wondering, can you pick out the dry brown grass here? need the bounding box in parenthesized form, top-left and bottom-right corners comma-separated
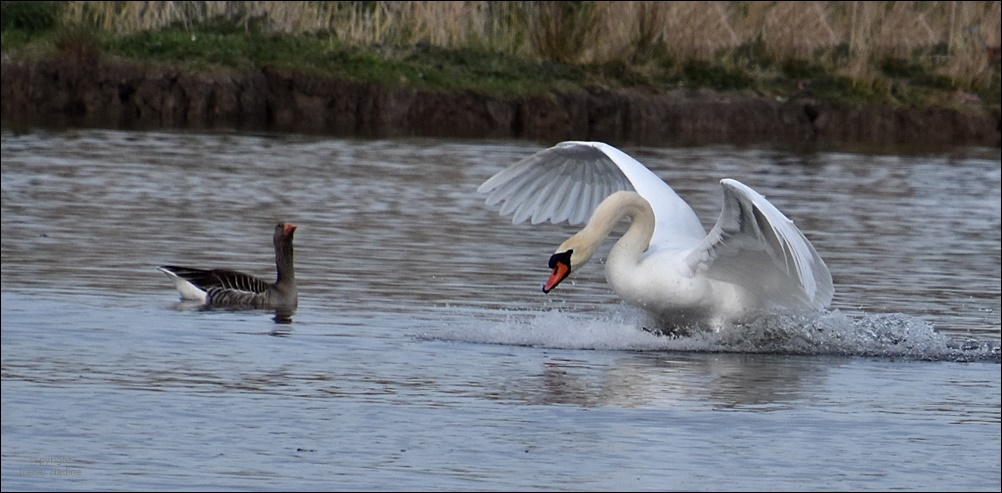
(58, 1, 1001, 79)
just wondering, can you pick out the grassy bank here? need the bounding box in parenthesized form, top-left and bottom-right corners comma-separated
(2, 1, 1000, 107)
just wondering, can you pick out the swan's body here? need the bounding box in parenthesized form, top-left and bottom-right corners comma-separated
(479, 142, 833, 332)
(158, 222, 298, 310)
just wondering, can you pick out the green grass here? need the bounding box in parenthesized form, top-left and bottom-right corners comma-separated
(0, 21, 598, 95)
(0, 1, 61, 34)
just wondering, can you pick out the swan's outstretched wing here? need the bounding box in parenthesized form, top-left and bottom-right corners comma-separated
(685, 179, 833, 310)
(478, 141, 705, 250)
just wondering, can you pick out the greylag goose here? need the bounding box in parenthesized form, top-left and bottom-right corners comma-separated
(158, 222, 298, 309)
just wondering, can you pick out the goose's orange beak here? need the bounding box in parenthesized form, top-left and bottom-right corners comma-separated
(543, 250, 573, 293)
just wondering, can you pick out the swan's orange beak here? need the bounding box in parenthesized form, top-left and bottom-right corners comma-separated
(543, 250, 573, 293)
(283, 223, 297, 235)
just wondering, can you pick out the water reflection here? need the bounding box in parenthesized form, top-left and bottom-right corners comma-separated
(165, 299, 296, 326)
(503, 352, 829, 409)
(272, 307, 295, 326)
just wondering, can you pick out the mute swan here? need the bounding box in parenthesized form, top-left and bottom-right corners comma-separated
(478, 142, 833, 332)
(158, 222, 298, 309)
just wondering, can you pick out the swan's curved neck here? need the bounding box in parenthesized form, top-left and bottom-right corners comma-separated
(562, 191, 655, 267)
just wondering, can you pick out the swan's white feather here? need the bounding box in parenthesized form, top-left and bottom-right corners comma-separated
(479, 141, 834, 325)
(478, 141, 706, 251)
(685, 179, 833, 311)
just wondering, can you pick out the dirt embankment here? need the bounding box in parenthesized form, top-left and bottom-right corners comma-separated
(2, 58, 999, 149)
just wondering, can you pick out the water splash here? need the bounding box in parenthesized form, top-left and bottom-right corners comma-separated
(435, 305, 1000, 362)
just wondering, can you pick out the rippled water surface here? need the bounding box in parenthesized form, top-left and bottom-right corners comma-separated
(2, 129, 1000, 491)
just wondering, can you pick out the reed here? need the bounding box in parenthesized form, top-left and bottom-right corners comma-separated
(3, 1, 998, 101)
(48, 2, 1001, 58)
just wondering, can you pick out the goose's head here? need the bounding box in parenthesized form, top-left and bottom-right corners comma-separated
(274, 222, 297, 244)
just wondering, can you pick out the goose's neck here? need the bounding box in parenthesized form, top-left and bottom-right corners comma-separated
(569, 191, 655, 267)
(275, 238, 296, 285)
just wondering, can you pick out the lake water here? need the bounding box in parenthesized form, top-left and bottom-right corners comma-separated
(2, 128, 999, 491)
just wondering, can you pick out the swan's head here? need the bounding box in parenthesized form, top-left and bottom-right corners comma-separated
(543, 226, 603, 293)
(543, 249, 574, 293)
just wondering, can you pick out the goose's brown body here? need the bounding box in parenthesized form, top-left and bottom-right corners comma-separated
(158, 222, 297, 309)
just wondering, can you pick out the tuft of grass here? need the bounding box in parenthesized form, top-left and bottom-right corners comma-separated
(0, 1, 62, 34)
(731, 38, 776, 71)
(805, 75, 881, 105)
(880, 58, 928, 79)
(528, 1, 601, 64)
(103, 29, 260, 69)
(1, 1, 64, 53)
(781, 59, 828, 81)
(95, 27, 590, 95)
(53, 23, 102, 65)
(681, 59, 756, 91)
